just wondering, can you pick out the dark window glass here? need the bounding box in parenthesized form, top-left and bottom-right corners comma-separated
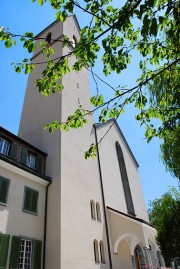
(115, 142, 135, 215)
(0, 176, 10, 205)
(46, 33, 52, 44)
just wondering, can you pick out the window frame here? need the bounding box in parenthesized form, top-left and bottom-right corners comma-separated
(18, 238, 33, 269)
(72, 35, 77, 48)
(26, 152, 37, 170)
(22, 187, 39, 215)
(0, 176, 10, 205)
(93, 240, 100, 263)
(0, 137, 10, 156)
(99, 241, 106, 263)
(9, 236, 42, 269)
(96, 202, 101, 222)
(90, 200, 96, 220)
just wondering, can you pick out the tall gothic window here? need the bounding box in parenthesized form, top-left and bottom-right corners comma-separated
(115, 141, 135, 215)
(99, 241, 105, 263)
(93, 240, 100, 263)
(90, 200, 96, 220)
(96, 202, 101, 221)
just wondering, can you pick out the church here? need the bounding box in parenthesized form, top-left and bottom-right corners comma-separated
(0, 15, 165, 269)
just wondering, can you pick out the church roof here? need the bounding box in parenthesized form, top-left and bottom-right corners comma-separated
(94, 119, 139, 168)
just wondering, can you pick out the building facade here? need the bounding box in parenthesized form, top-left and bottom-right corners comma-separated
(0, 15, 165, 269)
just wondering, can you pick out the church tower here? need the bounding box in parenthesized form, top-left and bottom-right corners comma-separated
(18, 15, 109, 269)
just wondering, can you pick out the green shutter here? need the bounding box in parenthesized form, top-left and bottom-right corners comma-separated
(0, 234, 10, 269)
(9, 236, 21, 269)
(35, 157, 42, 173)
(0, 177, 10, 204)
(10, 143, 18, 160)
(31, 191, 38, 214)
(23, 188, 32, 211)
(21, 147, 28, 165)
(33, 240, 42, 269)
(23, 188, 38, 214)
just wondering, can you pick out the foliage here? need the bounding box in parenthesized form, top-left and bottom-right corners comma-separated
(0, 0, 179, 164)
(148, 187, 180, 266)
(161, 127, 180, 179)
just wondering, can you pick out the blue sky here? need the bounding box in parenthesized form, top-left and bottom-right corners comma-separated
(1, 1, 179, 207)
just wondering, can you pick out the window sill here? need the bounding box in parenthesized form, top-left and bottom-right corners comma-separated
(0, 202, 7, 207)
(22, 209, 38, 216)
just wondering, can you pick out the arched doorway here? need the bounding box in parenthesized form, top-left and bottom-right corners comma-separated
(134, 245, 146, 269)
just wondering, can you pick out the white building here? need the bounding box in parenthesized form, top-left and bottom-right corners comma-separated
(0, 15, 165, 269)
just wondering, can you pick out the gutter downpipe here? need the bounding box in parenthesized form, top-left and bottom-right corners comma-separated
(94, 125, 113, 269)
(43, 179, 52, 269)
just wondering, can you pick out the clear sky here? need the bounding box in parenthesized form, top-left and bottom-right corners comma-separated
(1, 1, 179, 207)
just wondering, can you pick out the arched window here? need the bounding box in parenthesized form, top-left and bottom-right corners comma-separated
(46, 32, 52, 44)
(90, 200, 96, 220)
(115, 141, 135, 215)
(72, 35, 77, 48)
(99, 241, 105, 263)
(134, 245, 146, 269)
(93, 240, 100, 263)
(96, 202, 101, 222)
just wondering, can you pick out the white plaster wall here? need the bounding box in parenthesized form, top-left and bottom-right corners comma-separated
(113, 240, 132, 269)
(96, 121, 149, 221)
(0, 163, 46, 238)
(59, 16, 110, 269)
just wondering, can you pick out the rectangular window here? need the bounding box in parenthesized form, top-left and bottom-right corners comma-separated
(23, 187, 39, 214)
(18, 239, 32, 269)
(0, 176, 10, 205)
(0, 137, 10, 156)
(26, 153, 36, 170)
(9, 236, 42, 269)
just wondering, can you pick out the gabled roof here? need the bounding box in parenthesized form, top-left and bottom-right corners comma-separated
(107, 206, 154, 228)
(94, 119, 139, 168)
(35, 14, 81, 38)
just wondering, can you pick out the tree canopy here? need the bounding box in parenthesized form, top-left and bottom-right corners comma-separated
(148, 187, 180, 267)
(0, 0, 179, 175)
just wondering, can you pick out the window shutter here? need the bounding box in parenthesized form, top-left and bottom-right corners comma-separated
(35, 157, 42, 173)
(9, 236, 21, 269)
(33, 240, 42, 269)
(10, 143, 18, 160)
(0, 234, 10, 269)
(21, 147, 28, 165)
(0, 177, 10, 204)
(23, 188, 32, 211)
(31, 191, 38, 213)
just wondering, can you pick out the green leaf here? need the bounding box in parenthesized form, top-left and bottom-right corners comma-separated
(5, 39, 12, 48)
(55, 10, 67, 22)
(106, 5, 113, 13)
